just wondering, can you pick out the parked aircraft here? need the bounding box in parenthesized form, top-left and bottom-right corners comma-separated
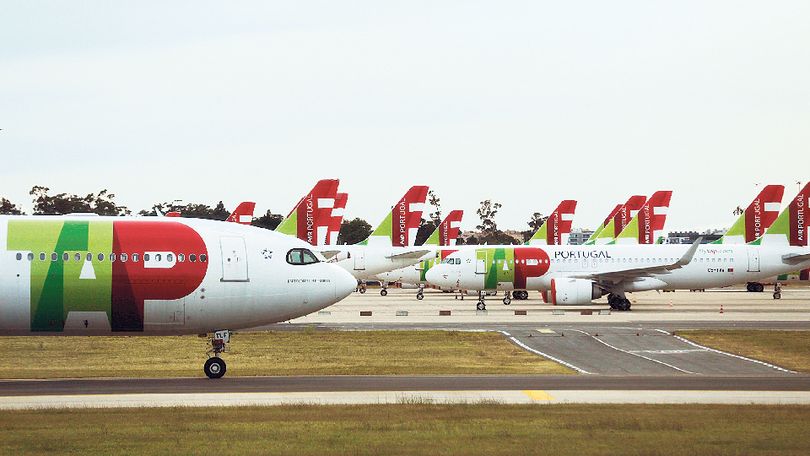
(525, 200, 577, 246)
(610, 191, 672, 245)
(425, 185, 810, 311)
(326, 192, 348, 245)
(0, 215, 357, 378)
(226, 202, 256, 225)
(275, 179, 339, 246)
(374, 210, 464, 299)
(585, 195, 646, 245)
(322, 186, 432, 293)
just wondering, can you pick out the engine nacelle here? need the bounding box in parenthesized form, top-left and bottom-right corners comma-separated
(550, 278, 602, 305)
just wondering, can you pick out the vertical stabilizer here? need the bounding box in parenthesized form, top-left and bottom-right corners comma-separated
(227, 202, 255, 225)
(758, 182, 809, 246)
(613, 191, 673, 244)
(326, 192, 348, 246)
(361, 186, 429, 247)
(587, 195, 646, 245)
(526, 200, 577, 246)
(275, 179, 339, 246)
(424, 210, 464, 246)
(714, 185, 785, 244)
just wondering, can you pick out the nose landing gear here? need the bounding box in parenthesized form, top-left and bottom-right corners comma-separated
(203, 330, 231, 379)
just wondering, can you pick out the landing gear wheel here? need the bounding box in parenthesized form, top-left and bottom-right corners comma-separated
(359, 287, 366, 294)
(755, 283, 764, 293)
(617, 299, 632, 311)
(774, 292, 782, 299)
(204, 357, 226, 379)
(477, 300, 486, 311)
(380, 289, 388, 297)
(416, 292, 424, 300)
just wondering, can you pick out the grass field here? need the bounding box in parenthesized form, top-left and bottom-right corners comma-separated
(0, 330, 572, 378)
(2, 403, 810, 455)
(675, 330, 810, 373)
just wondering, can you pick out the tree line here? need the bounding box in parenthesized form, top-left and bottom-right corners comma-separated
(0, 187, 546, 245)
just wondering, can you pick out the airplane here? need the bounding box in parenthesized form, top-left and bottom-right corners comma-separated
(0, 214, 357, 378)
(226, 202, 256, 225)
(585, 195, 647, 244)
(326, 192, 349, 245)
(610, 191, 672, 245)
(709, 184, 784, 292)
(713, 184, 784, 245)
(525, 200, 577, 246)
(425, 184, 810, 312)
(374, 209, 464, 299)
(322, 186, 433, 295)
(275, 179, 339, 246)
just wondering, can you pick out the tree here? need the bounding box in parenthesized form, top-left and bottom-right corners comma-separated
(427, 190, 441, 225)
(733, 205, 744, 216)
(0, 197, 23, 215)
(138, 201, 230, 220)
(522, 212, 547, 243)
(476, 200, 501, 235)
(338, 218, 371, 245)
(414, 218, 438, 246)
(30, 186, 129, 215)
(252, 210, 284, 230)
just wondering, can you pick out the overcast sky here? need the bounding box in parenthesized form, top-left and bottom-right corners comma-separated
(3, 2, 809, 234)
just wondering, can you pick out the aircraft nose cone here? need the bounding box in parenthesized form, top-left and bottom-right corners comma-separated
(334, 266, 357, 301)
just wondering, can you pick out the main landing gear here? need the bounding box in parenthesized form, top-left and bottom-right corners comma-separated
(203, 330, 231, 379)
(416, 285, 424, 300)
(477, 291, 486, 311)
(607, 293, 632, 311)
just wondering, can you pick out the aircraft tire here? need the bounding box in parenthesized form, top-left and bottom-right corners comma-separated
(476, 301, 486, 311)
(416, 293, 424, 300)
(204, 357, 226, 379)
(380, 289, 388, 297)
(503, 297, 511, 305)
(359, 288, 366, 294)
(774, 292, 781, 299)
(755, 283, 764, 293)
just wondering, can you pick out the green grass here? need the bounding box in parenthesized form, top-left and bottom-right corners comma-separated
(2, 404, 809, 455)
(675, 330, 810, 373)
(0, 330, 572, 378)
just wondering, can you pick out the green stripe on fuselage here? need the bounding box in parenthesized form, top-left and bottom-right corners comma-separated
(8, 220, 113, 331)
(481, 248, 514, 289)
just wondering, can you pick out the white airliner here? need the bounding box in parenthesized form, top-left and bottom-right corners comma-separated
(322, 186, 434, 293)
(426, 184, 810, 311)
(0, 215, 357, 378)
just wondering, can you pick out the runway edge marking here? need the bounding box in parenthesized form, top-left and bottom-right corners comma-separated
(495, 330, 594, 375)
(575, 329, 698, 375)
(669, 333, 799, 374)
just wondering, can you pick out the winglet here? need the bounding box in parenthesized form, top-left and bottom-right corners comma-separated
(669, 237, 702, 270)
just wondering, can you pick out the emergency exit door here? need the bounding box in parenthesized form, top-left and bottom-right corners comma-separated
(221, 236, 249, 282)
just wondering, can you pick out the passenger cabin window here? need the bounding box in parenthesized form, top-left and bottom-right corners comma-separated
(286, 248, 320, 265)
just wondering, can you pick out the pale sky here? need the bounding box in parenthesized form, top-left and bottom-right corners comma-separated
(3, 2, 809, 234)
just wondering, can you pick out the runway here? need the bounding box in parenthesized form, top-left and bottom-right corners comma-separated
(4, 287, 810, 408)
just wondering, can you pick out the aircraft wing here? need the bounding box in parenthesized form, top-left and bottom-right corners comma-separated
(782, 252, 810, 265)
(569, 238, 701, 283)
(386, 249, 432, 260)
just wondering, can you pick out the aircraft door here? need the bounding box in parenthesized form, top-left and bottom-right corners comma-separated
(747, 249, 760, 273)
(353, 249, 365, 270)
(475, 251, 487, 274)
(220, 236, 249, 282)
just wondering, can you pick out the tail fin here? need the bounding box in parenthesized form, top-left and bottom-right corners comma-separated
(757, 181, 809, 246)
(613, 190, 673, 244)
(714, 185, 785, 244)
(360, 185, 429, 247)
(424, 210, 464, 246)
(326, 192, 348, 246)
(275, 179, 339, 245)
(586, 195, 646, 245)
(227, 202, 256, 225)
(526, 200, 577, 245)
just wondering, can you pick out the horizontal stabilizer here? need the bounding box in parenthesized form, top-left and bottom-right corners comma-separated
(386, 249, 432, 260)
(782, 252, 810, 265)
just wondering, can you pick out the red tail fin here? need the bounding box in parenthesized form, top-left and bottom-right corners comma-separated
(227, 202, 256, 225)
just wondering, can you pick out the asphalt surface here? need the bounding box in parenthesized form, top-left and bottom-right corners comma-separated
(3, 286, 810, 406)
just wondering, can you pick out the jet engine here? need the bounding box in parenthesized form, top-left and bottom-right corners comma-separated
(550, 278, 603, 305)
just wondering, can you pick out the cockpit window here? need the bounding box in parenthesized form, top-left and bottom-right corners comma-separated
(286, 248, 320, 265)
